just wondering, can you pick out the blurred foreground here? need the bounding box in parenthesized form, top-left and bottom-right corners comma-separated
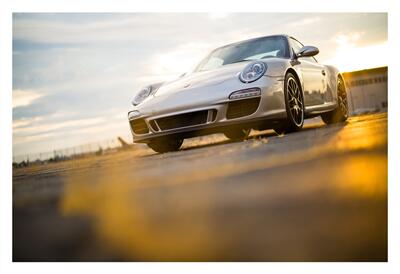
(13, 113, 387, 261)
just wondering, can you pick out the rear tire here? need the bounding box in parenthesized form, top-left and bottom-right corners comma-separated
(274, 72, 305, 135)
(321, 76, 348, 124)
(147, 138, 183, 153)
(224, 128, 251, 141)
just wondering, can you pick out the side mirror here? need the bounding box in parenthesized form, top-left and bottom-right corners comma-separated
(296, 46, 319, 58)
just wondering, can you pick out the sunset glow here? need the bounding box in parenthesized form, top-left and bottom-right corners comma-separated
(325, 41, 388, 72)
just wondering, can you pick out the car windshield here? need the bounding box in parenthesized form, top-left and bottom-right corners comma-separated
(194, 36, 289, 72)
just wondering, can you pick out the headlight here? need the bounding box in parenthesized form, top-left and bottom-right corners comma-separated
(132, 86, 152, 106)
(239, 61, 267, 83)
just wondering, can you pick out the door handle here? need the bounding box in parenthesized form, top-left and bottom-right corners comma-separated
(321, 70, 326, 76)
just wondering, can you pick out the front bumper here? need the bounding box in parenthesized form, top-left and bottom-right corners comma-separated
(128, 75, 287, 143)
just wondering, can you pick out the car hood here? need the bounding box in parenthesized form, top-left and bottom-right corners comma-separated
(154, 62, 248, 97)
(136, 58, 287, 115)
(153, 58, 287, 97)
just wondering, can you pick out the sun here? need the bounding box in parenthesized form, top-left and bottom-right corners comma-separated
(324, 41, 388, 72)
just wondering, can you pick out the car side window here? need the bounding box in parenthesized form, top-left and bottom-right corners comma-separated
(290, 38, 318, 63)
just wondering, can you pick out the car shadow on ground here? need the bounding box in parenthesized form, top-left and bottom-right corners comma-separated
(140, 121, 347, 157)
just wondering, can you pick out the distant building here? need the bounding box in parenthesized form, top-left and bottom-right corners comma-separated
(342, 66, 388, 115)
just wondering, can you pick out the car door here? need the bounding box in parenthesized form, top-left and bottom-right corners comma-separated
(298, 58, 327, 106)
(289, 38, 327, 107)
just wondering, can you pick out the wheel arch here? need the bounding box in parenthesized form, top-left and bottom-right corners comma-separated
(337, 72, 345, 87)
(285, 67, 304, 98)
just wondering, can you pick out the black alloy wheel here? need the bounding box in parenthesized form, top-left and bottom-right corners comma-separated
(274, 72, 305, 135)
(321, 76, 348, 124)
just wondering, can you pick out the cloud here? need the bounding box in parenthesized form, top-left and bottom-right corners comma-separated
(12, 89, 44, 108)
(289, 16, 321, 27)
(150, 42, 213, 78)
(209, 13, 230, 20)
(13, 116, 106, 136)
(12, 116, 44, 130)
(332, 31, 365, 48)
(324, 31, 387, 72)
(13, 132, 58, 146)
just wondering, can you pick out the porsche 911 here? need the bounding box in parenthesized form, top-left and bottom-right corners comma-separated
(128, 34, 348, 153)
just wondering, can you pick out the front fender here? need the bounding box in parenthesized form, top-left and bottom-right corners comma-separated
(264, 59, 292, 77)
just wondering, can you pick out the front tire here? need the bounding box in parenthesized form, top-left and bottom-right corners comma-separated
(147, 138, 183, 153)
(321, 76, 348, 124)
(274, 72, 305, 135)
(224, 128, 251, 141)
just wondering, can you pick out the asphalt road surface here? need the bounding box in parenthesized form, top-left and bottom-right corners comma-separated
(13, 113, 387, 261)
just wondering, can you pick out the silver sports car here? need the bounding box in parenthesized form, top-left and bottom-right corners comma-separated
(128, 34, 348, 153)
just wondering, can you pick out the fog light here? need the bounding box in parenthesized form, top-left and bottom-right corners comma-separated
(128, 110, 140, 120)
(229, 88, 261, 100)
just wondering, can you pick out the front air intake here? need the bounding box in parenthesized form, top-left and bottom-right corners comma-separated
(130, 118, 149, 134)
(226, 97, 261, 119)
(155, 110, 209, 131)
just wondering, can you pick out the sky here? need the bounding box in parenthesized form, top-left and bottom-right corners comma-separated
(12, 13, 387, 157)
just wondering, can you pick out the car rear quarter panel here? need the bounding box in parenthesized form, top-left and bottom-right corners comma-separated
(324, 64, 341, 103)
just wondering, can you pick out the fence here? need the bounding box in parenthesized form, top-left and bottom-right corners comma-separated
(13, 135, 133, 165)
